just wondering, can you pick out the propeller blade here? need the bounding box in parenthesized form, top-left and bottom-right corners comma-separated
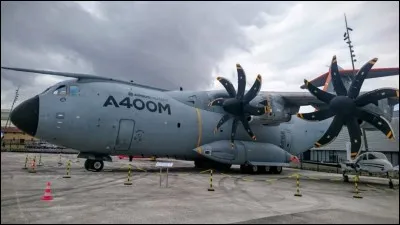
(346, 118, 362, 160)
(354, 108, 395, 140)
(214, 114, 231, 134)
(330, 55, 348, 96)
(355, 88, 399, 107)
(208, 98, 226, 107)
(296, 109, 334, 121)
(230, 118, 239, 148)
(314, 116, 344, 148)
(244, 104, 269, 116)
(216, 77, 237, 98)
(348, 58, 378, 99)
(236, 64, 246, 100)
(304, 79, 336, 104)
(243, 74, 262, 103)
(240, 116, 256, 141)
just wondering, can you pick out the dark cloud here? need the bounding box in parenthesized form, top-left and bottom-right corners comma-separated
(1, 1, 291, 108)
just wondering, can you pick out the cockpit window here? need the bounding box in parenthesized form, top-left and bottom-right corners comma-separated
(69, 85, 80, 96)
(53, 85, 67, 96)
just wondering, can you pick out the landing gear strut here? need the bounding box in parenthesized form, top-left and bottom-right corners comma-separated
(387, 172, 394, 189)
(84, 159, 104, 172)
(343, 172, 349, 182)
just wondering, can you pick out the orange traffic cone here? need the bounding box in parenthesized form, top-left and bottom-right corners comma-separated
(41, 182, 53, 201)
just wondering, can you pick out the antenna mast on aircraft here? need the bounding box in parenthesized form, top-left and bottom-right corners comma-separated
(343, 13, 357, 76)
(343, 14, 369, 152)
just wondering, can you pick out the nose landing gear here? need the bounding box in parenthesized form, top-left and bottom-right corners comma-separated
(84, 159, 104, 172)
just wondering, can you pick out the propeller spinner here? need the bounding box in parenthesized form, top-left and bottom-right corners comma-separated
(209, 64, 271, 147)
(297, 56, 398, 159)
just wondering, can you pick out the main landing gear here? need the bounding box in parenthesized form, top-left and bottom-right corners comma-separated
(84, 159, 104, 172)
(78, 153, 112, 172)
(240, 164, 283, 174)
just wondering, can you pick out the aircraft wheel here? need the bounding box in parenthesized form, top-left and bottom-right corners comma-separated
(258, 166, 266, 174)
(84, 159, 91, 171)
(270, 166, 282, 174)
(91, 160, 104, 172)
(251, 165, 258, 174)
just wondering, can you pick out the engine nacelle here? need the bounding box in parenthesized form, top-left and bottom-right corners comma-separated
(247, 94, 298, 125)
(193, 140, 292, 165)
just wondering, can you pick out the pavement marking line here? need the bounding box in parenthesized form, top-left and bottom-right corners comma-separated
(266, 179, 277, 183)
(306, 176, 320, 180)
(135, 165, 146, 172)
(220, 173, 232, 177)
(15, 191, 28, 223)
(242, 178, 254, 182)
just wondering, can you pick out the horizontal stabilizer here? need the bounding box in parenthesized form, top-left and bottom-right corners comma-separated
(300, 67, 399, 89)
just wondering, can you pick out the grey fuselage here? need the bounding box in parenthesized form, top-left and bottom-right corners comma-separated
(34, 79, 331, 161)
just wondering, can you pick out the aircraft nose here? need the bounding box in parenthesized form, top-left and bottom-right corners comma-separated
(10, 95, 39, 136)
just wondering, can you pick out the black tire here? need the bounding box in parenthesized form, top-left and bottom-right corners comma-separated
(84, 159, 91, 171)
(270, 166, 283, 174)
(91, 160, 104, 172)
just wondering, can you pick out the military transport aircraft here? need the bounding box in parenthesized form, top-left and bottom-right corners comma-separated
(2, 55, 399, 174)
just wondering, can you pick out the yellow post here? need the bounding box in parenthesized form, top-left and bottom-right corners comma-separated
(208, 169, 215, 191)
(22, 155, 28, 169)
(63, 160, 71, 178)
(353, 175, 363, 199)
(124, 164, 133, 185)
(58, 153, 62, 166)
(38, 154, 43, 166)
(294, 173, 302, 197)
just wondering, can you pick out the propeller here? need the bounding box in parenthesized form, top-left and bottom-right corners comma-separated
(297, 56, 398, 159)
(209, 64, 271, 147)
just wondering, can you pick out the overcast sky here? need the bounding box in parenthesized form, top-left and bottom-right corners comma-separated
(1, 1, 399, 112)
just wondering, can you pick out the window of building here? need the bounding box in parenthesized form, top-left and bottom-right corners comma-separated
(20, 139, 24, 144)
(69, 85, 80, 96)
(53, 85, 67, 96)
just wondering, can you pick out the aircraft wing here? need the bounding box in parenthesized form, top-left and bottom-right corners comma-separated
(300, 67, 399, 89)
(300, 160, 342, 168)
(1, 66, 169, 92)
(270, 90, 399, 108)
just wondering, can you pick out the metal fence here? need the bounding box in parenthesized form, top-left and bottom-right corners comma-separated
(1, 139, 78, 154)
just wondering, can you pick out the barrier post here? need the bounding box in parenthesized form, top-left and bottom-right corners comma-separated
(124, 164, 133, 185)
(22, 155, 28, 169)
(208, 169, 215, 191)
(294, 173, 302, 197)
(353, 175, 363, 199)
(63, 160, 71, 178)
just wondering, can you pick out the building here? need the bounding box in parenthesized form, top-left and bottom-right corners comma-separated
(306, 110, 399, 166)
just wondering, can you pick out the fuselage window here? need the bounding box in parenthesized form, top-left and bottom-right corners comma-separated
(69, 85, 80, 96)
(53, 85, 67, 96)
